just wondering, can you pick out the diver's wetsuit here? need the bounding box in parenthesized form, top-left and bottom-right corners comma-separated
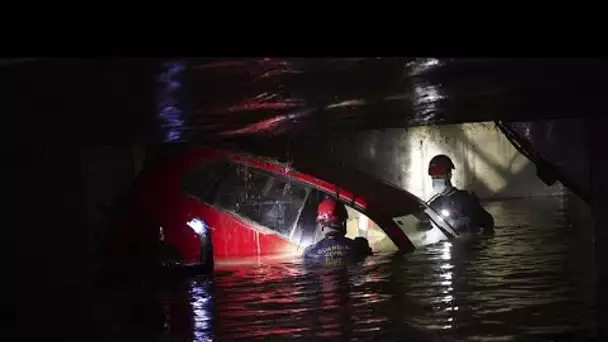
(303, 235, 370, 265)
(428, 188, 494, 233)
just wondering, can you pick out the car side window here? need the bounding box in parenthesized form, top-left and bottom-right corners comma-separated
(213, 163, 310, 238)
(182, 158, 231, 203)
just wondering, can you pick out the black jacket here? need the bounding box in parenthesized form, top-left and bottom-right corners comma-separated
(428, 188, 494, 233)
(303, 235, 371, 265)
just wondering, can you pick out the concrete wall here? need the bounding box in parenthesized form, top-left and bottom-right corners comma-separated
(321, 121, 564, 201)
(588, 117, 608, 339)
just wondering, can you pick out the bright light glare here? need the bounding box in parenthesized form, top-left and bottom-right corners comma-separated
(408, 58, 441, 76)
(404, 125, 444, 200)
(438, 241, 455, 320)
(187, 218, 206, 235)
(358, 215, 369, 231)
(440, 209, 450, 217)
(441, 241, 452, 261)
(422, 226, 445, 246)
(287, 240, 312, 255)
(190, 281, 214, 342)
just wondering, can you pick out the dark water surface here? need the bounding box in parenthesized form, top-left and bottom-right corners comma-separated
(90, 195, 597, 341)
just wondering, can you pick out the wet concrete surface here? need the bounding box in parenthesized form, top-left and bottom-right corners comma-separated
(69, 194, 597, 341)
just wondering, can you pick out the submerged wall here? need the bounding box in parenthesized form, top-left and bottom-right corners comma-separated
(320, 121, 564, 201)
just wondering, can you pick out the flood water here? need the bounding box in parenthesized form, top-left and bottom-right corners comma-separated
(90, 195, 597, 341)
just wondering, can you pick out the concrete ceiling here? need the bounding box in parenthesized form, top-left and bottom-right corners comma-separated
(6, 58, 607, 146)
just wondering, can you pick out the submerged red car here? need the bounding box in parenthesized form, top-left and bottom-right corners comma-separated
(104, 146, 457, 269)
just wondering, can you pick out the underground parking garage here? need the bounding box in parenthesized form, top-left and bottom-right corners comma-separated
(11, 58, 608, 341)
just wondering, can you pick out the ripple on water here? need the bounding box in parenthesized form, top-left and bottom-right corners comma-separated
(92, 196, 597, 341)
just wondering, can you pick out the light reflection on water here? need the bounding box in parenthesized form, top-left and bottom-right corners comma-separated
(94, 195, 597, 341)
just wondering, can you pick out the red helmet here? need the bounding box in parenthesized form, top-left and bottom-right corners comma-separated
(316, 198, 348, 228)
(428, 154, 455, 178)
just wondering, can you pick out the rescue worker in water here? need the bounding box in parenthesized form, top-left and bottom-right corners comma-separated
(427, 155, 495, 234)
(303, 198, 372, 264)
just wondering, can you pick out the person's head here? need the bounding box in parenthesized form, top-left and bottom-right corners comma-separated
(428, 154, 455, 194)
(316, 198, 348, 237)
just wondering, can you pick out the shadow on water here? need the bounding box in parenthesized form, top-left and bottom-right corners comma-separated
(88, 195, 596, 341)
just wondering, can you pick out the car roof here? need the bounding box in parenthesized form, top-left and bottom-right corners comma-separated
(180, 146, 425, 219)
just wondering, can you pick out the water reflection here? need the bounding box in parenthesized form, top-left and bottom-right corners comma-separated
(91, 196, 596, 341)
(190, 280, 215, 342)
(157, 61, 186, 142)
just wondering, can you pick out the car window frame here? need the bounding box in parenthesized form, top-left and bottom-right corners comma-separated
(182, 156, 415, 250)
